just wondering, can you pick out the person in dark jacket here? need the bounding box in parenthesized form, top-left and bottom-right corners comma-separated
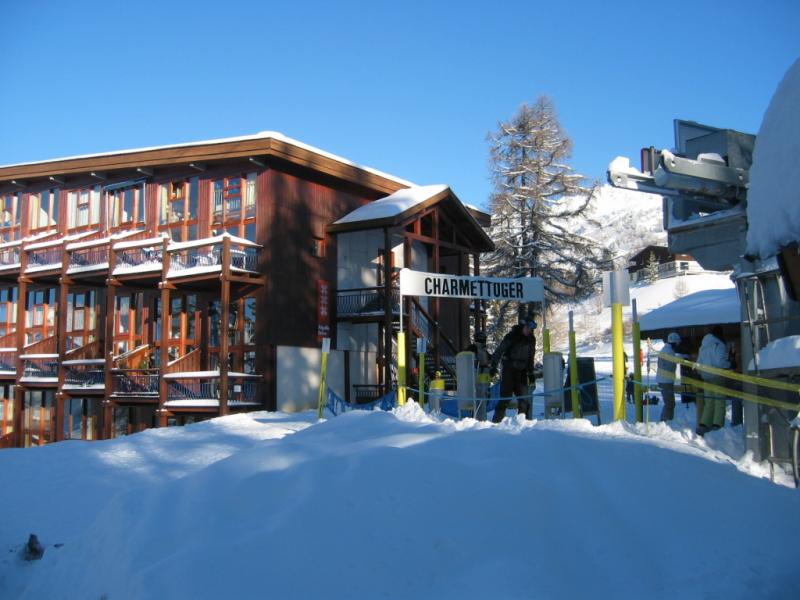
(490, 317, 536, 422)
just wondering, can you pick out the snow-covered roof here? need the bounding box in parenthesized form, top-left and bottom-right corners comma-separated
(749, 335, 800, 371)
(639, 288, 740, 333)
(334, 184, 448, 225)
(746, 58, 800, 258)
(0, 131, 414, 188)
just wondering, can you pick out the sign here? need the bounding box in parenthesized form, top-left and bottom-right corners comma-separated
(317, 280, 330, 340)
(399, 268, 544, 302)
(602, 270, 631, 307)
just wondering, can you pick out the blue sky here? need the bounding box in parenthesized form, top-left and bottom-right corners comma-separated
(1, 0, 798, 209)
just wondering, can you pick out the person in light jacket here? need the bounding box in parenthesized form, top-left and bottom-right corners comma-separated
(696, 326, 731, 435)
(657, 332, 686, 421)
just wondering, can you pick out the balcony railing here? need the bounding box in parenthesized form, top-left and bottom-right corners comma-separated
(26, 247, 62, 271)
(63, 360, 105, 388)
(113, 239, 164, 275)
(21, 355, 59, 380)
(337, 287, 400, 317)
(111, 369, 160, 397)
(167, 236, 259, 277)
(68, 246, 109, 271)
(165, 372, 261, 406)
(0, 349, 16, 372)
(0, 246, 20, 268)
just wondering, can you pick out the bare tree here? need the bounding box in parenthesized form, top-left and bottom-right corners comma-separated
(485, 96, 610, 340)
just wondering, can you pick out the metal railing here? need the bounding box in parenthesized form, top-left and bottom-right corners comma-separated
(167, 378, 261, 404)
(115, 246, 163, 270)
(27, 247, 62, 268)
(169, 245, 222, 272)
(0, 350, 16, 371)
(337, 287, 400, 316)
(69, 245, 108, 268)
(0, 247, 20, 267)
(22, 357, 59, 379)
(64, 367, 105, 387)
(111, 369, 159, 396)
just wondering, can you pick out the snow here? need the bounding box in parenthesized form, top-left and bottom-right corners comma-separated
(749, 335, 800, 371)
(1, 408, 797, 599)
(163, 370, 257, 379)
(166, 264, 222, 278)
(62, 359, 106, 365)
(113, 234, 168, 250)
(24, 230, 97, 251)
(746, 59, 800, 258)
(65, 229, 143, 251)
(66, 262, 109, 274)
(334, 184, 449, 225)
(0, 131, 414, 188)
(112, 263, 162, 276)
(18, 376, 58, 383)
(639, 288, 740, 333)
(668, 204, 746, 231)
(18, 353, 58, 359)
(167, 233, 261, 251)
(25, 262, 62, 273)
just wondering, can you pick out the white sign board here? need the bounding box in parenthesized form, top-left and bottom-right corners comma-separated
(602, 270, 631, 307)
(399, 268, 544, 302)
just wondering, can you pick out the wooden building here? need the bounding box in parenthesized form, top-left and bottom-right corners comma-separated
(628, 245, 702, 283)
(0, 132, 491, 447)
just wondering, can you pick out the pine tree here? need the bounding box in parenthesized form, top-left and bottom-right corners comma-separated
(485, 96, 609, 339)
(645, 251, 660, 284)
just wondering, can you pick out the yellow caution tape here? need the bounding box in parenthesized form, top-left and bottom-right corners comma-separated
(656, 352, 800, 394)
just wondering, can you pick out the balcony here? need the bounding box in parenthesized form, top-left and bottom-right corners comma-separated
(0, 348, 15, 374)
(20, 354, 59, 382)
(111, 368, 160, 398)
(163, 371, 262, 408)
(62, 359, 105, 390)
(166, 235, 259, 279)
(337, 287, 400, 318)
(112, 236, 165, 277)
(26, 246, 62, 273)
(0, 243, 21, 272)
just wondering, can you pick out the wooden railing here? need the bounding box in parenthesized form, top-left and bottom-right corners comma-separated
(164, 347, 202, 374)
(113, 344, 151, 369)
(65, 339, 102, 361)
(23, 335, 58, 355)
(0, 332, 17, 349)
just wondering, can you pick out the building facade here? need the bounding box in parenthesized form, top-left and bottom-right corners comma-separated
(0, 133, 490, 447)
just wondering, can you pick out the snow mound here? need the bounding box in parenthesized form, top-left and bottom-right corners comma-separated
(639, 287, 740, 332)
(2, 409, 798, 599)
(334, 184, 448, 225)
(746, 58, 800, 258)
(749, 334, 800, 371)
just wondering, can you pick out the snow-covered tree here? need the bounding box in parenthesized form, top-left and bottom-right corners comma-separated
(485, 96, 610, 339)
(645, 251, 660, 284)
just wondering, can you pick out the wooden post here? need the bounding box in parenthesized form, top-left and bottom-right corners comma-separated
(158, 237, 171, 427)
(55, 271, 70, 442)
(382, 228, 392, 393)
(103, 242, 118, 440)
(15, 248, 29, 447)
(219, 236, 231, 416)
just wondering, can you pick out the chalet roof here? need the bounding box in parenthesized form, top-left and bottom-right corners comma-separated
(639, 288, 740, 334)
(328, 185, 493, 252)
(0, 131, 413, 195)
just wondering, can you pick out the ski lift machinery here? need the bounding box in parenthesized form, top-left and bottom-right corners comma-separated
(608, 120, 800, 465)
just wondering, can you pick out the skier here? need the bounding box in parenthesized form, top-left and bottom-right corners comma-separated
(657, 332, 686, 421)
(695, 326, 731, 436)
(490, 317, 536, 422)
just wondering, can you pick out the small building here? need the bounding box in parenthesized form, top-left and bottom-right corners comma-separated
(628, 245, 703, 283)
(0, 132, 491, 447)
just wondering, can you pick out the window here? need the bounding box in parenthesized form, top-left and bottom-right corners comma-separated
(312, 237, 326, 258)
(0, 193, 20, 242)
(66, 290, 98, 350)
(212, 172, 256, 241)
(114, 293, 145, 355)
(25, 288, 56, 344)
(67, 186, 101, 230)
(29, 188, 59, 231)
(163, 294, 199, 363)
(0, 286, 18, 338)
(208, 296, 256, 372)
(159, 177, 199, 242)
(107, 183, 145, 229)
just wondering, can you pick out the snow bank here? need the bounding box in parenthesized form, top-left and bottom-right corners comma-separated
(749, 334, 800, 371)
(334, 184, 448, 225)
(639, 287, 740, 333)
(746, 59, 800, 258)
(2, 408, 798, 599)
